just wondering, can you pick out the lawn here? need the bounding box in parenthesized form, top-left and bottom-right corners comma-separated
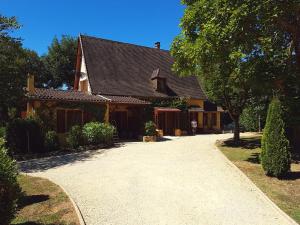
(12, 175, 80, 225)
(217, 135, 300, 224)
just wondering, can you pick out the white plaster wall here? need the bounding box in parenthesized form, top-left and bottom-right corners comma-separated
(79, 55, 92, 94)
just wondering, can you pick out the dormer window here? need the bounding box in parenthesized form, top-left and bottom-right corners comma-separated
(157, 78, 166, 92)
(151, 68, 167, 93)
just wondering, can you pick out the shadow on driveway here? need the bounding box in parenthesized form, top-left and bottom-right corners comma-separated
(18, 148, 110, 173)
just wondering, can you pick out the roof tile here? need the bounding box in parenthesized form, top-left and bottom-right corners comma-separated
(80, 35, 207, 99)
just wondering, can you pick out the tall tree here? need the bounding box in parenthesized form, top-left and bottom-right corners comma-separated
(0, 15, 42, 122)
(0, 15, 25, 121)
(42, 36, 77, 88)
(257, 1, 300, 153)
(171, 0, 266, 143)
(257, 1, 300, 72)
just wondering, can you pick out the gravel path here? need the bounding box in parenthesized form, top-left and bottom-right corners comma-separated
(20, 134, 297, 225)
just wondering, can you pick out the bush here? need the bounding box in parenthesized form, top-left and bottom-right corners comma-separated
(6, 118, 44, 154)
(82, 122, 115, 145)
(44, 131, 60, 151)
(0, 138, 21, 225)
(67, 125, 83, 149)
(0, 126, 6, 139)
(261, 98, 291, 178)
(145, 121, 156, 136)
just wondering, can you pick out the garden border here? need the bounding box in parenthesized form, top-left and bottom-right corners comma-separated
(215, 144, 298, 225)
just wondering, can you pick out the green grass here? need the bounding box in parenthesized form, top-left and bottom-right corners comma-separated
(11, 175, 80, 225)
(217, 135, 300, 224)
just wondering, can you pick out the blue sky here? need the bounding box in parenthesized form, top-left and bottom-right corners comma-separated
(2, 0, 185, 55)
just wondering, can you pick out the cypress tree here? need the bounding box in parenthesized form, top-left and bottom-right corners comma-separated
(261, 98, 291, 178)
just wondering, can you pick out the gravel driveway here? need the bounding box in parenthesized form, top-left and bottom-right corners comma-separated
(20, 134, 297, 225)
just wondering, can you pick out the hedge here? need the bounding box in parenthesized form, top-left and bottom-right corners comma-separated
(0, 138, 21, 225)
(82, 122, 115, 145)
(6, 118, 44, 154)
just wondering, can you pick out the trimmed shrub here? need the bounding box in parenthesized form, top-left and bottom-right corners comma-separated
(261, 98, 291, 178)
(145, 121, 156, 136)
(6, 118, 44, 154)
(82, 122, 115, 145)
(0, 126, 6, 139)
(67, 125, 83, 149)
(45, 131, 60, 151)
(0, 138, 21, 225)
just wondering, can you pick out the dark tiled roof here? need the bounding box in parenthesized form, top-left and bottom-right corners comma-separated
(27, 88, 150, 105)
(27, 88, 107, 103)
(101, 95, 150, 105)
(80, 35, 207, 99)
(150, 68, 165, 80)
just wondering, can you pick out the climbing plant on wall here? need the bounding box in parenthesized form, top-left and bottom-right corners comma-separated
(56, 102, 106, 122)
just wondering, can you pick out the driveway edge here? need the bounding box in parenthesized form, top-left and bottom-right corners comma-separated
(215, 145, 299, 225)
(43, 176, 86, 225)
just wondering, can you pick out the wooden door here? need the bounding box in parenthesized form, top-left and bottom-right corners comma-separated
(111, 111, 128, 136)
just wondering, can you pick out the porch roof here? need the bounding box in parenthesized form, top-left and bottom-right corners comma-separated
(154, 107, 181, 112)
(27, 88, 107, 103)
(101, 95, 150, 105)
(27, 88, 150, 105)
(188, 107, 204, 112)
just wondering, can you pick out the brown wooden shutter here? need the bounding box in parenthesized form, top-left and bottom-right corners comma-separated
(67, 110, 82, 131)
(57, 109, 66, 133)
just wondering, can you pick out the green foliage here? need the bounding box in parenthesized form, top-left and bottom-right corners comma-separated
(44, 130, 59, 151)
(0, 14, 20, 40)
(171, 0, 267, 142)
(6, 118, 44, 154)
(261, 98, 291, 178)
(240, 99, 268, 132)
(0, 138, 21, 225)
(144, 121, 156, 136)
(42, 35, 77, 88)
(0, 126, 6, 139)
(151, 98, 188, 111)
(67, 125, 83, 149)
(82, 122, 115, 145)
(35, 103, 56, 132)
(0, 15, 43, 122)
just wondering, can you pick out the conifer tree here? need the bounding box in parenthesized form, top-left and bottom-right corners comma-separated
(261, 98, 291, 178)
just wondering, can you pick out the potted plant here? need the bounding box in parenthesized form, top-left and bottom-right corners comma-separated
(143, 121, 157, 142)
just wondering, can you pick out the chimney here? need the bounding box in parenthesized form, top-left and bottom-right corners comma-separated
(27, 74, 35, 94)
(155, 42, 160, 49)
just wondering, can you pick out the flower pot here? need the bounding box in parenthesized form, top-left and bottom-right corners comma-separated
(175, 129, 182, 136)
(157, 129, 164, 137)
(143, 136, 157, 142)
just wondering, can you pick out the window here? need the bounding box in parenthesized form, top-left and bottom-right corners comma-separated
(212, 113, 217, 126)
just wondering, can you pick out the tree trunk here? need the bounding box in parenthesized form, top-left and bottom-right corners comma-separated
(233, 116, 240, 144)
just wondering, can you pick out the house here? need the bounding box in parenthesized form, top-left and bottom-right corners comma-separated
(26, 35, 223, 138)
